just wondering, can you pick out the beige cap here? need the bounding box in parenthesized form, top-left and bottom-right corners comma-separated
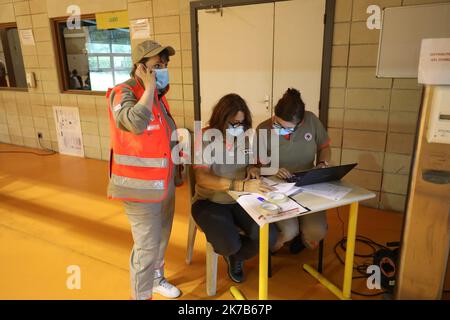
(132, 40, 175, 64)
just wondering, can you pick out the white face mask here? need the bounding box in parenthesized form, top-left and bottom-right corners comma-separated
(227, 125, 245, 137)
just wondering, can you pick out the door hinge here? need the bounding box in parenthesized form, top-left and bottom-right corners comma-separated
(324, 13, 327, 24)
(205, 5, 223, 17)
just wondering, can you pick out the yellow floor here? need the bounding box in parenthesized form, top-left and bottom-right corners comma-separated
(0, 143, 406, 300)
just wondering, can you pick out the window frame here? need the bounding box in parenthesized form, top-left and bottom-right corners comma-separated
(51, 14, 132, 96)
(0, 22, 28, 92)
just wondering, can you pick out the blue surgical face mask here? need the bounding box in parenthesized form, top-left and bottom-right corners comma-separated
(153, 68, 169, 90)
(227, 125, 245, 137)
(273, 126, 295, 136)
(273, 120, 297, 136)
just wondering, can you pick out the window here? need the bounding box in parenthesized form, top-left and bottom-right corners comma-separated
(54, 17, 132, 93)
(0, 24, 27, 89)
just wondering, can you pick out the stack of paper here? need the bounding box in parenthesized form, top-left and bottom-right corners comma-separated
(235, 193, 310, 226)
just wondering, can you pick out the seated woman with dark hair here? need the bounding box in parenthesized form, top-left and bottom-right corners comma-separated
(192, 93, 278, 283)
(254, 88, 332, 254)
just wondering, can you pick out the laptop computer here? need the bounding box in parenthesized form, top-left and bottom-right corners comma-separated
(286, 163, 357, 187)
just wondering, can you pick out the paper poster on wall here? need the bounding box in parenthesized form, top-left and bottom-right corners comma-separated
(53, 106, 85, 157)
(130, 19, 151, 39)
(19, 29, 35, 46)
(418, 38, 450, 85)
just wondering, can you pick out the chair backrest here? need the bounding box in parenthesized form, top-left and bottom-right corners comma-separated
(184, 130, 197, 202)
(187, 164, 196, 202)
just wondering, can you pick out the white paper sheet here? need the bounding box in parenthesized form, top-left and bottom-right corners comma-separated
(130, 19, 151, 39)
(261, 177, 278, 186)
(261, 177, 298, 194)
(19, 29, 35, 46)
(53, 106, 84, 157)
(418, 38, 450, 85)
(299, 183, 352, 201)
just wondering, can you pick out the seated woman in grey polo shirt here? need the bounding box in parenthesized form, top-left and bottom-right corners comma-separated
(192, 93, 278, 283)
(254, 88, 332, 254)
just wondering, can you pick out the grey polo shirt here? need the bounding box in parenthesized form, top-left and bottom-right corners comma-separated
(193, 135, 251, 204)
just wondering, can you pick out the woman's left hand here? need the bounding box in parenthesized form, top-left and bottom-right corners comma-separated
(246, 166, 261, 179)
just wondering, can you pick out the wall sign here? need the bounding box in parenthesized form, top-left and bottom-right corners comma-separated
(418, 38, 450, 85)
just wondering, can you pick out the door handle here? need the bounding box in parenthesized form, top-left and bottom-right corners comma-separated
(259, 95, 270, 111)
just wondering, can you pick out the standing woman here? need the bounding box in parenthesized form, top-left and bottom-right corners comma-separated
(106, 40, 181, 300)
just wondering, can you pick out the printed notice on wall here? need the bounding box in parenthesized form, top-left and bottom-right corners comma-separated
(130, 19, 151, 39)
(19, 29, 35, 46)
(96, 10, 129, 30)
(53, 106, 85, 157)
(418, 38, 450, 85)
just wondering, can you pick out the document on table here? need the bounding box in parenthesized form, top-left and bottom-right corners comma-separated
(261, 177, 300, 195)
(234, 192, 310, 226)
(299, 183, 352, 201)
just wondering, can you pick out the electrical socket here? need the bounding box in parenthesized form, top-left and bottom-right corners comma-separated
(37, 132, 43, 139)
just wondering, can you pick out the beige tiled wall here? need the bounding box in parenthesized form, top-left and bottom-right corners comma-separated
(329, 0, 450, 212)
(0, 0, 448, 213)
(0, 0, 194, 162)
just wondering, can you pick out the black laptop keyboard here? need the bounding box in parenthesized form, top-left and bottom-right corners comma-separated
(287, 172, 307, 183)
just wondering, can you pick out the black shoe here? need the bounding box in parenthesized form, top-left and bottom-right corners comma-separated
(289, 235, 306, 254)
(223, 255, 244, 283)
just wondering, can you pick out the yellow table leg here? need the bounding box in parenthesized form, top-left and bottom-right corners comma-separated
(342, 202, 359, 299)
(303, 202, 359, 300)
(259, 223, 269, 300)
(303, 264, 347, 300)
(230, 286, 247, 300)
(229, 223, 269, 300)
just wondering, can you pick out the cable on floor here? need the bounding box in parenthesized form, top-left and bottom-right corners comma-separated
(334, 207, 392, 297)
(0, 137, 56, 156)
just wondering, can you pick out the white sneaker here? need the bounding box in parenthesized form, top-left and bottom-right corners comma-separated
(153, 278, 181, 299)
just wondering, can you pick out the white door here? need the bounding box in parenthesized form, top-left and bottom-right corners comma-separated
(273, 0, 326, 116)
(197, 0, 326, 127)
(198, 3, 275, 127)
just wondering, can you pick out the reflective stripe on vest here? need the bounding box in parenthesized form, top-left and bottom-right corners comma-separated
(111, 174, 165, 190)
(114, 154, 168, 168)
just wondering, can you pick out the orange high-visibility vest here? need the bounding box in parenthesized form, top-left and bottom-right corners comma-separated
(106, 78, 176, 202)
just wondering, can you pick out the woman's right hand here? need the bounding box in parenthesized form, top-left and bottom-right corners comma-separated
(135, 64, 156, 91)
(276, 168, 293, 179)
(243, 179, 275, 194)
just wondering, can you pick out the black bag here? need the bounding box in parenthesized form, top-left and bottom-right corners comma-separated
(372, 244, 400, 293)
